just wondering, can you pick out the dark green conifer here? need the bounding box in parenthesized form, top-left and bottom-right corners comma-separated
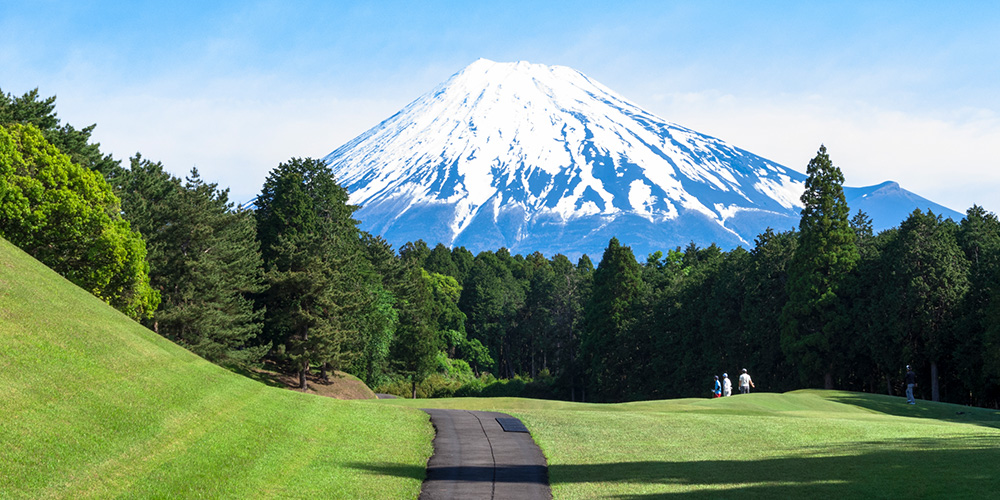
(781, 145, 858, 389)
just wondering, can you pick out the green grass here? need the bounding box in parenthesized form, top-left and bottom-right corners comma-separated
(0, 238, 432, 498)
(388, 392, 1000, 498)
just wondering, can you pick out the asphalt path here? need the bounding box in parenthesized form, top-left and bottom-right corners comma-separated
(419, 409, 551, 500)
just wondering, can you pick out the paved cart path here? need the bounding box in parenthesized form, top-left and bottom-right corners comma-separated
(419, 409, 551, 500)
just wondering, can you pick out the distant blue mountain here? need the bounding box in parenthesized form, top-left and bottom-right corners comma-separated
(322, 59, 963, 259)
(844, 181, 963, 232)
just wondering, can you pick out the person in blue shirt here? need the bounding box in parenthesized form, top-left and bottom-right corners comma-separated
(713, 375, 722, 398)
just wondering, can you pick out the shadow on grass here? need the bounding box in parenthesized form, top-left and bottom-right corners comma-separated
(229, 366, 285, 388)
(826, 392, 1000, 429)
(352, 436, 1000, 498)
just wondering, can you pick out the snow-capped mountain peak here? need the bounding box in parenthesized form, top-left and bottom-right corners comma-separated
(323, 59, 806, 256)
(322, 60, 955, 258)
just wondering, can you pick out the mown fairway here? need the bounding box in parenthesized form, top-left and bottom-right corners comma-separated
(390, 392, 1000, 498)
(0, 238, 432, 498)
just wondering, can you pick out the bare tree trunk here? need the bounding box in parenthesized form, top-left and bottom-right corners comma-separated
(886, 374, 893, 396)
(931, 360, 940, 402)
(411, 379, 417, 399)
(824, 371, 834, 390)
(299, 363, 307, 390)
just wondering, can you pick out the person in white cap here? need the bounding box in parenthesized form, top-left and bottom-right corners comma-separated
(739, 368, 755, 394)
(722, 373, 732, 397)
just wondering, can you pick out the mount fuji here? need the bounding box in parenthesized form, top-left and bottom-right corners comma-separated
(322, 59, 961, 259)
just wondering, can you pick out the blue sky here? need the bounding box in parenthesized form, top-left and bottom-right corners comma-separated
(2, 1, 998, 213)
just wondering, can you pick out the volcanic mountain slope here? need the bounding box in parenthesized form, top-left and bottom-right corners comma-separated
(323, 59, 961, 258)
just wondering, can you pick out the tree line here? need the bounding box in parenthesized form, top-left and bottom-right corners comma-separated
(3, 88, 999, 408)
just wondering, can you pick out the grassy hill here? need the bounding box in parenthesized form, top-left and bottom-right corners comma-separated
(0, 237, 432, 498)
(389, 391, 1000, 498)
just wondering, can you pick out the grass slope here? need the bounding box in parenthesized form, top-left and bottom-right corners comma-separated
(390, 392, 1000, 498)
(0, 238, 432, 498)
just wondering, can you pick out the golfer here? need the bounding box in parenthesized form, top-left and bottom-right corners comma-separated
(905, 365, 916, 404)
(739, 368, 754, 394)
(722, 373, 732, 397)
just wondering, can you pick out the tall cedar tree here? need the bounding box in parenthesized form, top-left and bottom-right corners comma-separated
(888, 210, 969, 401)
(255, 158, 362, 388)
(0, 123, 158, 319)
(781, 145, 858, 389)
(582, 237, 644, 401)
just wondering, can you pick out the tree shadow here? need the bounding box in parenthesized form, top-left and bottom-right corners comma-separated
(350, 436, 1000, 498)
(826, 392, 1000, 429)
(229, 366, 285, 388)
(546, 438, 1000, 498)
(348, 462, 426, 481)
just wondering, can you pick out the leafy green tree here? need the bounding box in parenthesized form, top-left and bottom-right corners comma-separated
(422, 269, 491, 372)
(781, 145, 858, 388)
(0, 123, 158, 319)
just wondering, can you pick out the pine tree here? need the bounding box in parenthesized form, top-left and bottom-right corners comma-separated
(781, 145, 858, 389)
(118, 162, 267, 366)
(255, 158, 363, 387)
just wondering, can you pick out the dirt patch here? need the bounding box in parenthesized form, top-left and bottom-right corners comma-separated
(251, 368, 377, 400)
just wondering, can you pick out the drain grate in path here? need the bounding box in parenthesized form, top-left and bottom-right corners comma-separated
(496, 417, 529, 433)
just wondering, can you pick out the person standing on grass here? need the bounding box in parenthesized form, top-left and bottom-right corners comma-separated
(722, 373, 732, 397)
(713, 375, 722, 398)
(739, 368, 754, 394)
(905, 365, 917, 404)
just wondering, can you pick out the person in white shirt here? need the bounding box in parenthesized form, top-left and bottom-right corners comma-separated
(722, 373, 732, 397)
(739, 368, 754, 394)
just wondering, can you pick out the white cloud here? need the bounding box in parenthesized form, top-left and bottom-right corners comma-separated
(643, 91, 1000, 215)
(56, 80, 407, 204)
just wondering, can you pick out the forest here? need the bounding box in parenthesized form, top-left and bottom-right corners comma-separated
(3, 88, 1000, 408)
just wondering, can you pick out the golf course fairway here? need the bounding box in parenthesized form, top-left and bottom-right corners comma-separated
(388, 391, 1000, 498)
